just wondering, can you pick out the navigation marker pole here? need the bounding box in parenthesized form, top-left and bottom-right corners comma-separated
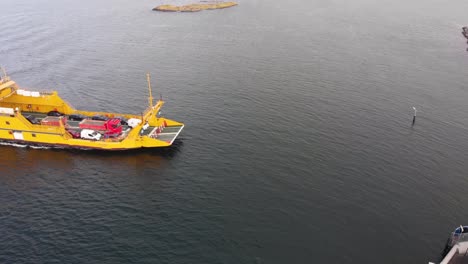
(147, 73, 154, 108)
(412, 107, 417, 125)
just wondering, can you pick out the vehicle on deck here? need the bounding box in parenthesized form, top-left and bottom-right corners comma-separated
(80, 129, 101, 141)
(40, 116, 66, 126)
(24, 115, 40, 124)
(115, 116, 128, 126)
(91, 115, 109, 121)
(127, 118, 142, 128)
(79, 118, 122, 135)
(47, 110, 63, 116)
(67, 130, 81, 138)
(68, 114, 86, 121)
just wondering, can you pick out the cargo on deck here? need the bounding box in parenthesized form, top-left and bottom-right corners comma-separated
(79, 118, 122, 134)
(41, 116, 66, 126)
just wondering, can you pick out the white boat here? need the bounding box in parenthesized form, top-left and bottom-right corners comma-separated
(430, 226, 468, 264)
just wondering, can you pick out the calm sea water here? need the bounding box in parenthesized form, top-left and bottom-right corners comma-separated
(1, 0, 468, 263)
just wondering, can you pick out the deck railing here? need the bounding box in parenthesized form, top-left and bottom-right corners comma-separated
(449, 233, 468, 247)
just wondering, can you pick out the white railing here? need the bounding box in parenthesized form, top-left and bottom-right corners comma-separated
(448, 232, 468, 248)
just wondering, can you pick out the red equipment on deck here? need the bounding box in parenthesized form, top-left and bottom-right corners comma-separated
(40, 116, 67, 126)
(78, 118, 122, 135)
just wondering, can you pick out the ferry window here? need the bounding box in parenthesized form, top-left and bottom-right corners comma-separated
(5, 121, 10, 125)
(32, 133, 36, 137)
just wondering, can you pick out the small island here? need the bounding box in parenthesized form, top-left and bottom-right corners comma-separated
(153, 1, 237, 12)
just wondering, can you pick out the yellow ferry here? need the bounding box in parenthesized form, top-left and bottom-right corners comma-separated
(0, 68, 184, 150)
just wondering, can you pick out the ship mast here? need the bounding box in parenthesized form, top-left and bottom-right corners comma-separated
(0, 67, 9, 83)
(146, 73, 154, 108)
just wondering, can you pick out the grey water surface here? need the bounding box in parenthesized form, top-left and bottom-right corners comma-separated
(1, 0, 468, 263)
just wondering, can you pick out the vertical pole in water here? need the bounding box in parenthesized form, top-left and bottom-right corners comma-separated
(147, 73, 153, 108)
(412, 107, 417, 125)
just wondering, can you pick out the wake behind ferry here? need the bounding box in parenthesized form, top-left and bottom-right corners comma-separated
(0, 68, 184, 150)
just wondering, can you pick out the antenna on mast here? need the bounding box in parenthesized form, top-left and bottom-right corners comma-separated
(146, 73, 153, 108)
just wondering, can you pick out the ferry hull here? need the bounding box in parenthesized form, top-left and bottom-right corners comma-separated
(0, 74, 184, 151)
(0, 138, 180, 151)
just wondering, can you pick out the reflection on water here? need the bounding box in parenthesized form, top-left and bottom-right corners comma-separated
(0, 139, 184, 177)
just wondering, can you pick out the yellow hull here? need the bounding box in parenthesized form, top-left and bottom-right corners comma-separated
(0, 78, 184, 150)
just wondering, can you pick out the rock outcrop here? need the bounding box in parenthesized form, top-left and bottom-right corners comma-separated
(153, 2, 237, 12)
